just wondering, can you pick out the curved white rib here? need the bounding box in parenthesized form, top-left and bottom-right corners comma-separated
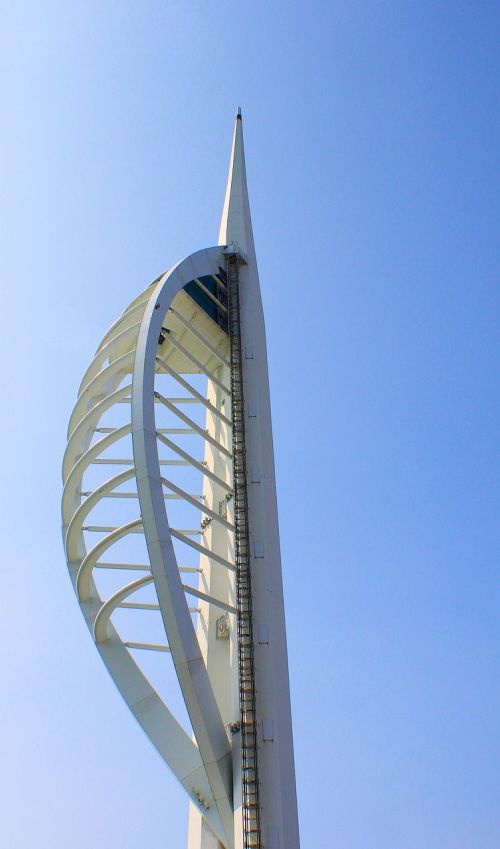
(68, 350, 134, 436)
(62, 421, 132, 510)
(65, 468, 136, 560)
(64, 386, 133, 474)
(79, 320, 142, 396)
(94, 575, 154, 643)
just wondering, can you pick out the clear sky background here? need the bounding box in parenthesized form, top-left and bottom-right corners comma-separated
(0, 2, 498, 848)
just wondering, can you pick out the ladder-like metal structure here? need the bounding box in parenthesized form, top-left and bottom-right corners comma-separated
(227, 252, 261, 849)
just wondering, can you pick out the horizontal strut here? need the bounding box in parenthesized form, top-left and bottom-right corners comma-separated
(156, 357, 232, 426)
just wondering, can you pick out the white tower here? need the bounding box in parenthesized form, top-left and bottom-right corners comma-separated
(62, 111, 300, 849)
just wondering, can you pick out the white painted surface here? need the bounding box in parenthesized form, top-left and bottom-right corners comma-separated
(219, 112, 301, 849)
(62, 111, 300, 849)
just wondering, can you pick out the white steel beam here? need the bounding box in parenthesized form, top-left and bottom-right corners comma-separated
(125, 642, 171, 652)
(154, 392, 232, 459)
(182, 585, 237, 615)
(168, 305, 230, 367)
(170, 529, 235, 572)
(156, 357, 232, 426)
(161, 332, 230, 395)
(156, 432, 232, 493)
(161, 476, 234, 531)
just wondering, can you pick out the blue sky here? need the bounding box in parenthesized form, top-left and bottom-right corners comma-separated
(0, 2, 499, 847)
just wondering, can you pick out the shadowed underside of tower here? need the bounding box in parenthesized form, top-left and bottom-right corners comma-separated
(61, 112, 300, 849)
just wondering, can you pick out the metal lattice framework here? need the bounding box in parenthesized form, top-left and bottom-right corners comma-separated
(63, 247, 239, 846)
(61, 112, 301, 849)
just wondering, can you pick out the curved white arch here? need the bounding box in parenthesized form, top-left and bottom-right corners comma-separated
(62, 420, 132, 506)
(66, 395, 133, 472)
(94, 574, 154, 642)
(68, 350, 134, 436)
(79, 320, 141, 396)
(65, 468, 136, 561)
(76, 518, 143, 600)
(95, 286, 156, 353)
(132, 246, 234, 844)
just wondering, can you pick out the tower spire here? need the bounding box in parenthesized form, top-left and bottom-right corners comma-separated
(218, 109, 256, 262)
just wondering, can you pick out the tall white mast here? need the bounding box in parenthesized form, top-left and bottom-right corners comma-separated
(219, 109, 300, 849)
(218, 108, 256, 263)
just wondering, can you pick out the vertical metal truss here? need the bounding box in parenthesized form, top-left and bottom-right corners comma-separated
(61, 248, 239, 849)
(226, 252, 261, 849)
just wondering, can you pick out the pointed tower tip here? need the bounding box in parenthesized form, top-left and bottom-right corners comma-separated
(218, 107, 255, 260)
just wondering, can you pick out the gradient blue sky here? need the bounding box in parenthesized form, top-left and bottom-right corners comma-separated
(0, 3, 498, 848)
